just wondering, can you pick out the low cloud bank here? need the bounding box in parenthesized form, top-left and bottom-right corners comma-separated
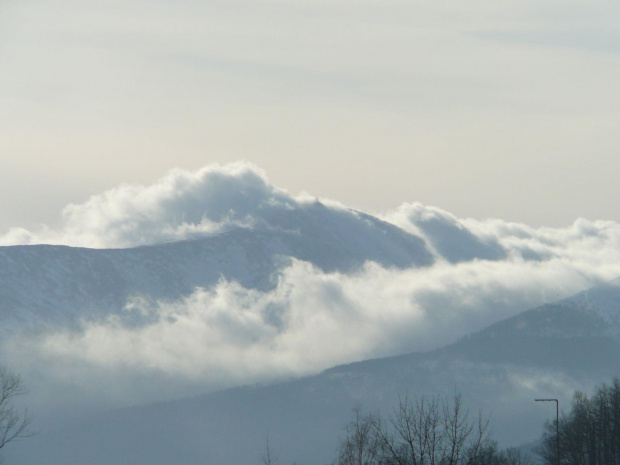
(7, 252, 620, 409)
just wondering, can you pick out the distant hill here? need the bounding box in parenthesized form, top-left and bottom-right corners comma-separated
(8, 281, 620, 465)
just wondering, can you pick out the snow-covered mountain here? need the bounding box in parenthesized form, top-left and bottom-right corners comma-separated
(0, 203, 433, 328)
(8, 281, 620, 465)
(435, 281, 620, 370)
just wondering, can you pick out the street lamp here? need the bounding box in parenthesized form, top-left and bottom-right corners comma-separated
(536, 398, 559, 465)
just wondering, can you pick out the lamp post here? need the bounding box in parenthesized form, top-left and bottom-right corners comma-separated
(536, 398, 559, 465)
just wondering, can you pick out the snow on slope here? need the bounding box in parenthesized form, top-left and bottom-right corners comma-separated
(0, 204, 433, 329)
(3, 162, 620, 340)
(560, 279, 620, 329)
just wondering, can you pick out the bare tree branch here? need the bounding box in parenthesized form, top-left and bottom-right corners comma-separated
(261, 434, 279, 465)
(0, 367, 32, 454)
(336, 393, 494, 465)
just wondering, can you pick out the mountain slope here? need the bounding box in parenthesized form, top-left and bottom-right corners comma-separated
(0, 204, 433, 328)
(8, 281, 620, 465)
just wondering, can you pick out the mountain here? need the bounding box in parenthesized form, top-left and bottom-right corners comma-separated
(434, 282, 620, 371)
(8, 281, 620, 465)
(0, 203, 433, 329)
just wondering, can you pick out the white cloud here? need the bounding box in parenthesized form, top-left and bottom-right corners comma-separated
(8, 252, 620, 408)
(386, 202, 620, 270)
(0, 162, 311, 248)
(4, 163, 620, 413)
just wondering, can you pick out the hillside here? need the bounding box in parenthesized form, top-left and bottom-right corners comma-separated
(0, 204, 433, 328)
(7, 281, 620, 465)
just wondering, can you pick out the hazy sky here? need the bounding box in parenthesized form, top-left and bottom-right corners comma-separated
(2, 0, 619, 232)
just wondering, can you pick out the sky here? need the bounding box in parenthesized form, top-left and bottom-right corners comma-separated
(2, 0, 620, 233)
(4, 4, 620, 456)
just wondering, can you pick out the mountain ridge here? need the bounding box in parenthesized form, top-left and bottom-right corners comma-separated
(0, 206, 434, 329)
(8, 281, 620, 464)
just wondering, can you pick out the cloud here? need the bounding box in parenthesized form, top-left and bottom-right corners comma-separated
(4, 163, 620, 414)
(385, 202, 620, 270)
(7, 250, 620, 410)
(5, 162, 620, 272)
(0, 163, 309, 248)
(385, 203, 507, 263)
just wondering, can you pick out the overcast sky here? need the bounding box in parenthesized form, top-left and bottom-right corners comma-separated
(2, 0, 620, 232)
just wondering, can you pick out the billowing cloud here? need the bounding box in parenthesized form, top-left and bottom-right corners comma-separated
(385, 203, 507, 263)
(4, 163, 620, 415)
(385, 202, 620, 269)
(7, 252, 620, 410)
(0, 162, 305, 248)
(5, 162, 620, 273)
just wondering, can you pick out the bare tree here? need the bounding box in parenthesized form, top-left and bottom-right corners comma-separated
(476, 442, 535, 465)
(336, 406, 381, 465)
(336, 394, 492, 465)
(539, 379, 620, 465)
(261, 434, 279, 465)
(0, 367, 31, 456)
(501, 447, 536, 465)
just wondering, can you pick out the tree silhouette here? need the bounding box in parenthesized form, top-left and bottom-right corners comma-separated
(539, 379, 620, 465)
(0, 366, 31, 459)
(336, 394, 503, 465)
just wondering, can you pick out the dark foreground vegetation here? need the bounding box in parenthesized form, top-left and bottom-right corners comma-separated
(333, 394, 533, 465)
(261, 394, 534, 465)
(540, 379, 620, 465)
(0, 367, 31, 461)
(263, 378, 620, 465)
(3, 364, 620, 465)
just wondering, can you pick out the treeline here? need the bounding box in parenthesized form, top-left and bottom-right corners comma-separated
(263, 378, 620, 465)
(261, 394, 533, 465)
(540, 379, 620, 465)
(335, 379, 620, 465)
(333, 394, 532, 465)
